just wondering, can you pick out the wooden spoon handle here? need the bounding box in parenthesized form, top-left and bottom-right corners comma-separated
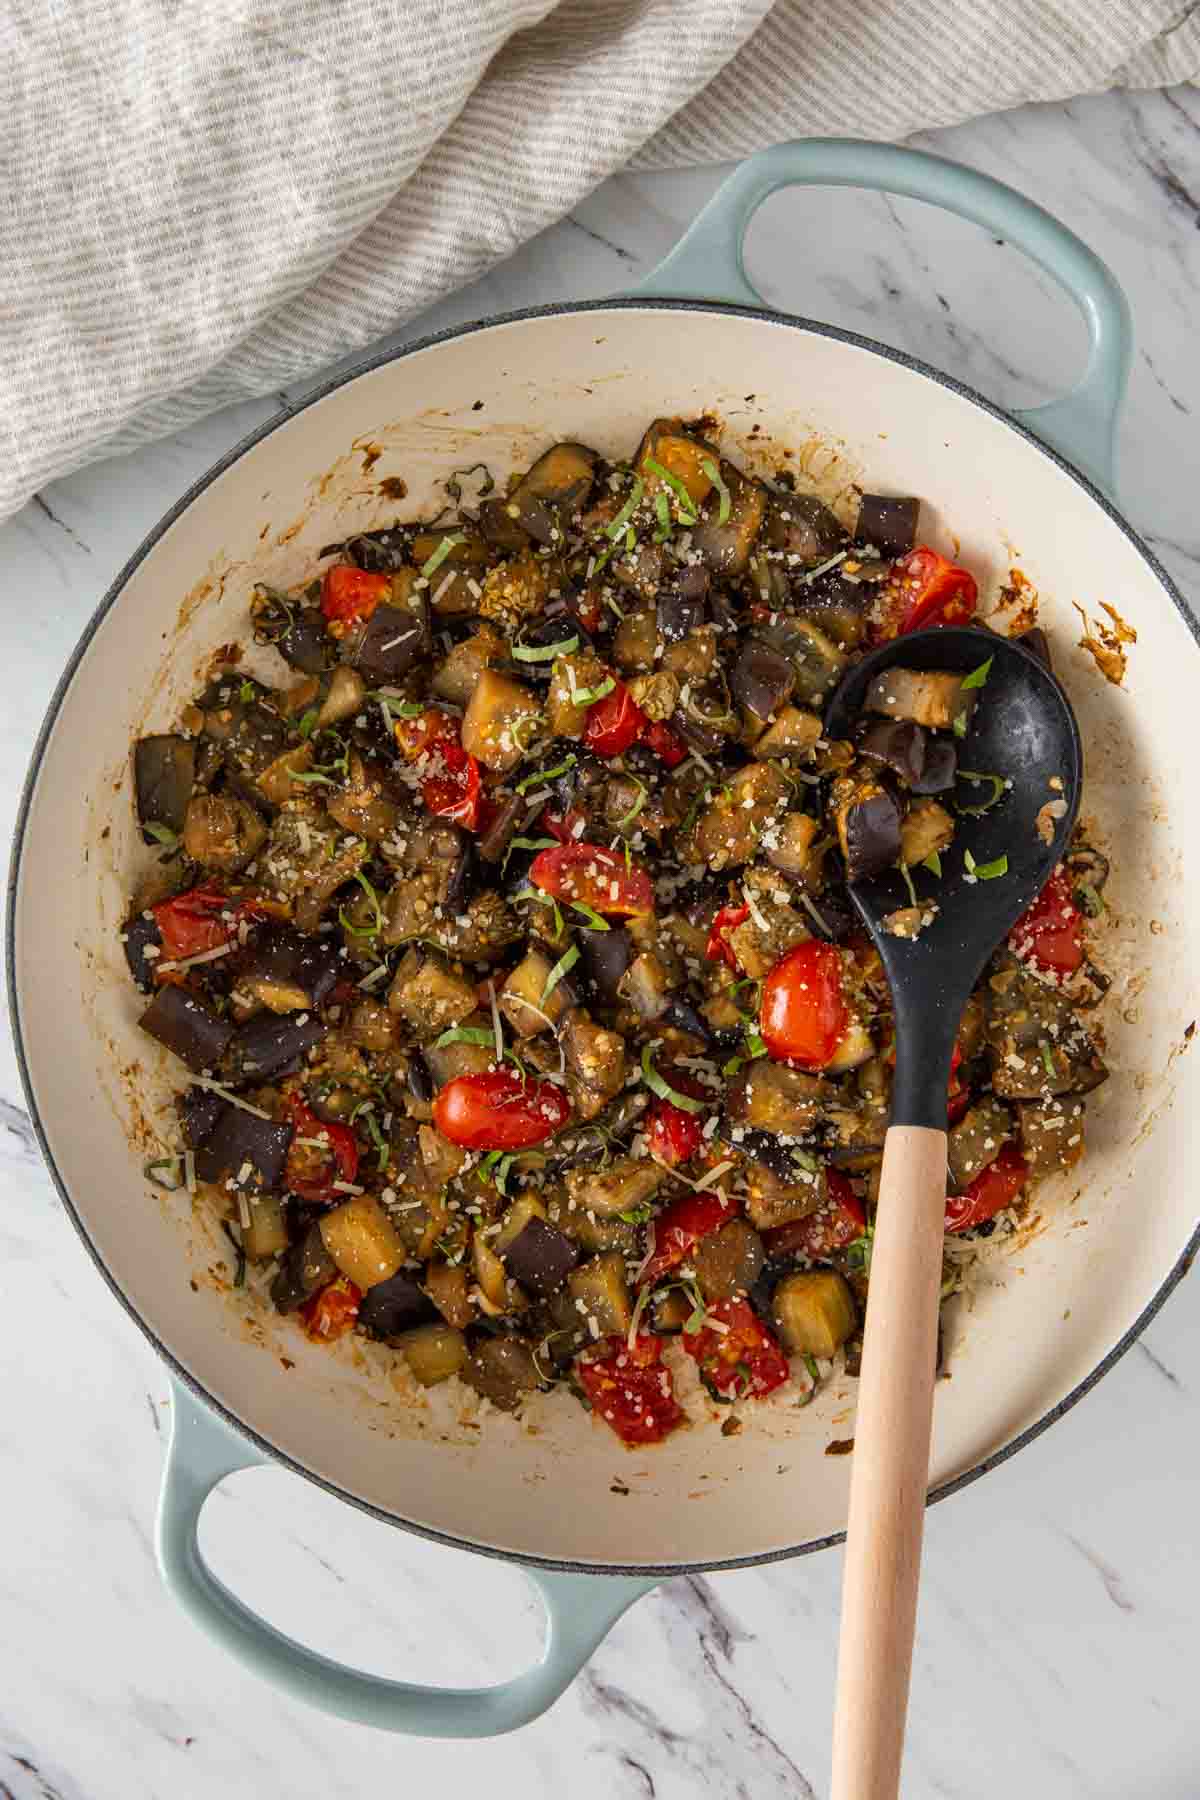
(830, 1123, 948, 1800)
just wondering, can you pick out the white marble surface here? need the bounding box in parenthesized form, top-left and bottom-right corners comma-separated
(3, 87, 1200, 1798)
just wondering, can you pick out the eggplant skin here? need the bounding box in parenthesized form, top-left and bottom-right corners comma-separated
(352, 601, 431, 682)
(858, 718, 926, 787)
(503, 1217, 579, 1298)
(139, 985, 235, 1073)
(271, 1223, 337, 1314)
(134, 735, 195, 840)
(122, 911, 163, 993)
(840, 788, 902, 883)
(855, 493, 920, 557)
(236, 923, 342, 1009)
(226, 1011, 327, 1084)
(358, 1271, 439, 1341)
(194, 1104, 293, 1190)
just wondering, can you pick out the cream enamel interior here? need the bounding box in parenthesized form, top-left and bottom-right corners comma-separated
(13, 305, 1200, 1570)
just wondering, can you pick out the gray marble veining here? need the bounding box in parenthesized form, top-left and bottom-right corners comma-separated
(2, 87, 1200, 1799)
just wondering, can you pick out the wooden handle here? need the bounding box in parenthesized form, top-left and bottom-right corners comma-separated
(830, 1124, 948, 1800)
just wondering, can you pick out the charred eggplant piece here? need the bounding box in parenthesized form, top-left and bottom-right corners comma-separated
(182, 793, 267, 874)
(503, 1217, 579, 1298)
(252, 592, 336, 675)
(856, 493, 920, 557)
(134, 736, 195, 842)
(122, 911, 163, 993)
(858, 718, 927, 786)
(657, 567, 709, 644)
(578, 925, 633, 1004)
(236, 923, 342, 1012)
(477, 794, 523, 865)
(194, 1103, 293, 1189)
(796, 575, 869, 651)
(352, 600, 431, 683)
(911, 738, 957, 795)
(691, 462, 767, 576)
(271, 1222, 338, 1314)
(865, 666, 975, 733)
(139, 986, 235, 1073)
(463, 1335, 542, 1412)
(732, 638, 795, 722)
(226, 1010, 326, 1083)
(762, 488, 846, 562)
(179, 1083, 225, 1148)
(500, 442, 597, 547)
(322, 526, 412, 574)
(358, 1271, 439, 1341)
(834, 780, 902, 883)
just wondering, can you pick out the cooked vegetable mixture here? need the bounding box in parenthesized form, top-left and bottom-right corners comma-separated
(123, 419, 1109, 1441)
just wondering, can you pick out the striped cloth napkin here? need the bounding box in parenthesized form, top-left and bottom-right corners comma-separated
(3, 0, 1197, 519)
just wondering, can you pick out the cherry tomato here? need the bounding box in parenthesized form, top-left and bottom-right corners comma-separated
(892, 546, 978, 633)
(642, 719, 687, 768)
(539, 805, 588, 844)
(763, 1171, 866, 1260)
(1008, 865, 1084, 976)
(529, 843, 654, 916)
(946, 1083, 973, 1127)
(300, 1275, 362, 1342)
(705, 902, 750, 972)
(151, 884, 262, 965)
(432, 1069, 571, 1151)
(638, 1187, 739, 1286)
(944, 1144, 1029, 1234)
(422, 741, 484, 831)
(393, 707, 459, 761)
(575, 1333, 683, 1445)
(320, 564, 391, 629)
(682, 1298, 790, 1402)
(284, 1094, 360, 1204)
(645, 1073, 707, 1167)
(583, 680, 647, 756)
(760, 940, 849, 1069)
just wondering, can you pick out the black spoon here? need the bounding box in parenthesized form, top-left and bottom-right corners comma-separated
(824, 627, 1081, 1800)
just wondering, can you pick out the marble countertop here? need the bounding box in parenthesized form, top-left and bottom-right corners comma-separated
(3, 87, 1199, 1799)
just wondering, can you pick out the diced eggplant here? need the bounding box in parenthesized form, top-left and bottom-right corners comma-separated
(578, 925, 634, 1005)
(134, 735, 196, 841)
(461, 668, 540, 774)
(732, 638, 795, 722)
(1017, 1096, 1086, 1175)
(424, 1259, 474, 1328)
(226, 1010, 326, 1083)
(762, 489, 846, 563)
(326, 753, 399, 842)
(636, 419, 717, 507)
(139, 986, 235, 1073)
(500, 442, 597, 547)
(564, 1156, 662, 1220)
(661, 996, 713, 1046)
(179, 1083, 225, 1148)
(546, 649, 610, 740)
(865, 667, 975, 733)
(423, 1015, 494, 1085)
(560, 1010, 628, 1120)
(855, 494, 920, 557)
(772, 1270, 856, 1357)
(352, 601, 431, 682)
(477, 793, 523, 865)
(201, 689, 290, 780)
(946, 1098, 1012, 1192)
(317, 666, 367, 728)
(743, 1160, 826, 1231)
(911, 738, 957, 795)
(784, 617, 848, 708)
(500, 947, 574, 1036)
(462, 1335, 541, 1412)
(986, 956, 1108, 1098)
(389, 948, 478, 1036)
(651, 1287, 693, 1333)
(726, 1061, 830, 1137)
(320, 526, 412, 574)
(358, 1269, 439, 1340)
(321, 1195, 407, 1291)
(657, 567, 709, 645)
(182, 793, 267, 874)
(692, 1218, 765, 1302)
(271, 1222, 337, 1313)
(834, 779, 902, 883)
(611, 605, 659, 673)
(858, 718, 927, 787)
(824, 1018, 875, 1074)
(122, 910, 163, 992)
(399, 1323, 469, 1386)
(503, 1217, 580, 1298)
(567, 1251, 632, 1336)
(479, 550, 563, 624)
(242, 1193, 289, 1261)
(252, 592, 336, 675)
(236, 922, 341, 1013)
(753, 706, 823, 760)
(899, 799, 955, 868)
(796, 575, 869, 652)
(194, 1104, 292, 1190)
(477, 496, 533, 553)
(689, 762, 791, 871)
(432, 625, 506, 708)
(618, 952, 672, 1022)
(691, 463, 767, 576)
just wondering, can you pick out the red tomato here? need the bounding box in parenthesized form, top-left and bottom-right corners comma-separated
(576, 1333, 683, 1445)
(705, 902, 750, 972)
(763, 1171, 866, 1260)
(539, 805, 588, 844)
(284, 1094, 360, 1204)
(760, 941, 850, 1069)
(422, 742, 484, 830)
(1008, 865, 1084, 976)
(642, 719, 687, 768)
(944, 1145, 1029, 1234)
(645, 1074, 707, 1168)
(433, 1069, 571, 1151)
(583, 680, 647, 756)
(151, 884, 262, 964)
(394, 707, 459, 761)
(300, 1275, 362, 1342)
(683, 1298, 790, 1401)
(892, 546, 978, 633)
(639, 1187, 739, 1285)
(946, 1083, 973, 1127)
(529, 843, 654, 916)
(320, 564, 391, 629)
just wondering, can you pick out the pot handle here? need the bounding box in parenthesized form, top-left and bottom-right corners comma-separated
(156, 1379, 656, 1735)
(632, 137, 1131, 494)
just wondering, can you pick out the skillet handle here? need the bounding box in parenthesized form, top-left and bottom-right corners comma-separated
(156, 1379, 655, 1735)
(632, 137, 1131, 495)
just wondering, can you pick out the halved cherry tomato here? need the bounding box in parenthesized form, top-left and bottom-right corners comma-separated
(320, 564, 391, 629)
(638, 1187, 739, 1285)
(944, 1144, 1029, 1234)
(760, 940, 849, 1069)
(1008, 865, 1084, 976)
(539, 805, 588, 844)
(706, 902, 750, 972)
(763, 1171, 866, 1260)
(393, 707, 459, 761)
(529, 843, 654, 916)
(300, 1275, 362, 1342)
(642, 719, 687, 768)
(583, 680, 647, 757)
(284, 1094, 360, 1204)
(645, 1073, 707, 1167)
(893, 546, 978, 633)
(433, 1069, 571, 1151)
(683, 1298, 790, 1401)
(576, 1332, 682, 1445)
(151, 883, 262, 965)
(422, 741, 483, 830)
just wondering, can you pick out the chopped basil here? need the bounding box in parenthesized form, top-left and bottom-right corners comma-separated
(620, 1204, 654, 1224)
(515, 754, 576, 795)
(701, 457, 731, 525)
(571, 675, 616, 708)
(653, 491, 673, 543)
(960, 655, 994, 691)
(952, 710, 968, 739)
(570, 900, 610, 932)
(541, 943, 581, 1003)
(898, 861, 918, 908)
(1075, 883, 1106, 918)
(1039, 1040, 1057, 1079)
(419, 532, 465, 578)
(238, 680, 256, 704)
(434, 1026, 497, 1049)
(144, 823, 180, 849)
(480, 1149, 516, 1196)
(381, 697, 426, 720)
(964, 847, 1009, 882)
(605, 476, 645, 541)
(296, 706, 321, 739)
(513, 635, 579, 663)
(922, 850, 943, 878)
(956, 769, 1006, 816)
(338, 870, 384, 938)
(644, 456, 699, 524)
(617, 776, 647, 828)
(503, 835, 556, 874)
(144, 1155, 183, 1191)
(641, 1044, 706, 1113)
